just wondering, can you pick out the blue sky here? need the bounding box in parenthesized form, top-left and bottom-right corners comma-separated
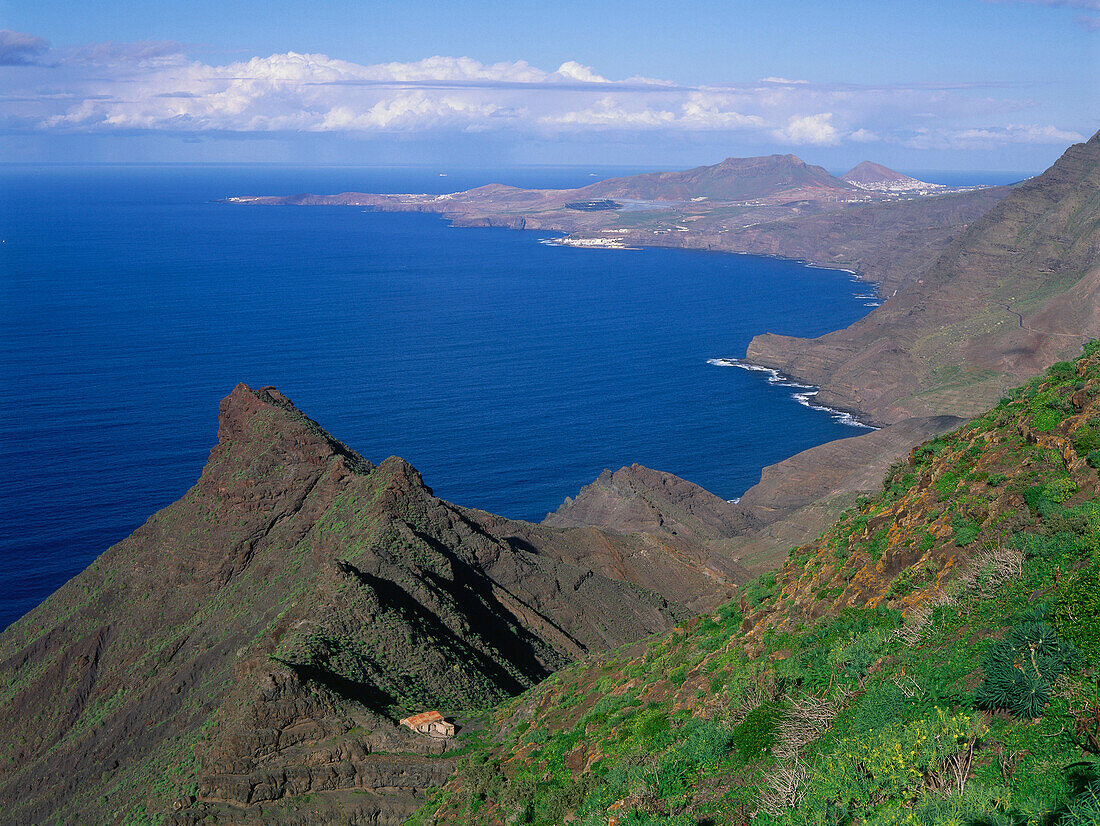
(0, 0, 1095, 171)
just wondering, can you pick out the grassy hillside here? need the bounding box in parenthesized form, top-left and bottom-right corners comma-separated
(414, 344, 1100, 825)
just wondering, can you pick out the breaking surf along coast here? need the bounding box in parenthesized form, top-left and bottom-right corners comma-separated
(706, 357, 876, 429)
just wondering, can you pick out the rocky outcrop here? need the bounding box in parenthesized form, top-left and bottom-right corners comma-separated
(544, 464, 746, 538)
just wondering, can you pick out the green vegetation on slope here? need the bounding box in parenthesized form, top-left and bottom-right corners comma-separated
(413, 344, 1100, 826)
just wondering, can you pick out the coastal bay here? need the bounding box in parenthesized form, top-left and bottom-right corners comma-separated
(1, 164, 879, 631)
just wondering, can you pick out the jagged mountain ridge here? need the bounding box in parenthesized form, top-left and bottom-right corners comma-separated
(0, 385, 706, 825)
(0, 387, 969, 824)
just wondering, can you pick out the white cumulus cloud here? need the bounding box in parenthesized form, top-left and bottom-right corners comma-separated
(0, 33, 1084, 155)
(773, 113, 840, 145)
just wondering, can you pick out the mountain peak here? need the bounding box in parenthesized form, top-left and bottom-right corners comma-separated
(544, 462, 744, 539)
(578, 152, 852, 201)
(842, 160, 910, 184)
(718, 153, 806, 166)
(217, 383, 371, 474)
(0, 388, 691, 824)
(841, 160, 944, 193)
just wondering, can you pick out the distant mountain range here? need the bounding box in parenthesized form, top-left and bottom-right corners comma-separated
(235, 154, 955, 209)
(228, 151, 1006, 296)
(574, 153, 856, 201)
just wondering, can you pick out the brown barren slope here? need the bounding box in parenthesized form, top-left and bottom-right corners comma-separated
(747, 130, 1100, 425)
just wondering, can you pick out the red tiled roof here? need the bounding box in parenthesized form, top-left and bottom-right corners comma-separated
(400, 710, 444, 728)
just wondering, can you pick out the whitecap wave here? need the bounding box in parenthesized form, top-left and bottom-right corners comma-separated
(706, 356, 876, 429)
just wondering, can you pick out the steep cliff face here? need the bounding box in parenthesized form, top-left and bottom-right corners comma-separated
(747, 131, 1100, 425)
(0, 386, 691, 825)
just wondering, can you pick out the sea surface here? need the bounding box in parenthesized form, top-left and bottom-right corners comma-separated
(0, 164, 1022, 631)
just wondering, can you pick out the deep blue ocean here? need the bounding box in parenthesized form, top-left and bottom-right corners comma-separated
(0, 164, 1025, 631)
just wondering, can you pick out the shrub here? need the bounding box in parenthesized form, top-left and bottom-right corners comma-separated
(806, 707, 986, 815)
(883, 459, 907, 491)
(1030, 390, 1075, 431)
(1024, 484, 1066, 519)
(886, 567, 917, 599)
(835, 627, 891, 678)
(1074, 423, 1100, 456)
(883, 459, 918, 499)
(1047, 478, 1079, 503)
(1048, 361, 1079, 384)
(952, 517, 981, 546)
(522, 727, 550, 746)
(841, 681, 907, 735)
(678, 717, 735, 765)
(975, 620, 1075, 718)
(731, 702, 784, 762)
(630, 707, 671, 745)
(866, 528, 889, 561)
(1014, 530, 1088, 561)
(1041, 508, 1090, 537)
(935, 471, 962, 497)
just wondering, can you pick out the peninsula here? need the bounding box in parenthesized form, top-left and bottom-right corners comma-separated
(228, 154, 1006, 297)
